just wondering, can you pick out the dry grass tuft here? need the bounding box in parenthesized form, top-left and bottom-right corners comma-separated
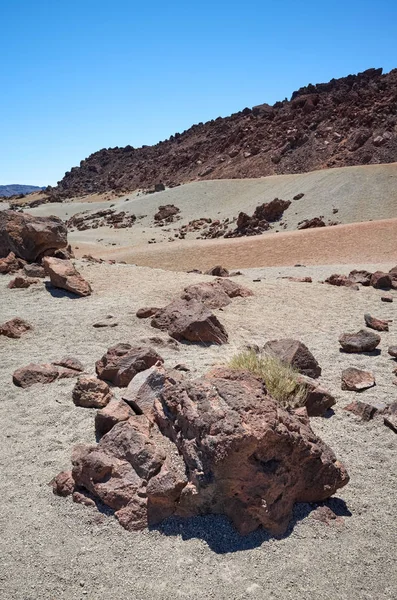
(228, 349, 307, 408)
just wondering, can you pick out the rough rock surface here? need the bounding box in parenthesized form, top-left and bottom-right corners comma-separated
(263, 338, 321, 378)
(339, 329, 381, 353)
(341, 368, 376, 391)
(0, 252, 25, 274)
(13, 363, 60, 388)
(364, 313, 389, 332)
(53, 357, 84, 372)
(151, 298, 228, 344)
(72, 376, 112, 408)
(388, 345, 397, 358)
(154, 205, 180, 222)
(0, 210, 67, 261)
(43, 257, 92, 297)
(95, 344, 164, 387)
(384, 403, 397, 433)
(55, 369, 349, 536)
(0, 317, 32, 339)
(348, 269, 373, 286)
(297, 217, 326, 230)
(344, 400, 388, 421)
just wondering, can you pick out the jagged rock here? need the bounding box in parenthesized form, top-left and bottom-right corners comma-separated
(23, 263, 46, 278)
(95, 399, 134, 437)
(364, 313, 389, 332)
(348, 269, 372, 286)
(344, 400, 388, 421)
(182, 278, 253, 309)
(151, 298, 228, 344)
(0, 210, 67, 261)
(72, 376, 112, 408)
(204, 265, 230, 277)
(0, 252, 25, 274)
(341, 368, 376, 391)
(388, 345, 397, 358)
(55, 369, 349, 536)
(136, 307, 161, 319)
(0, 317, 32, 339)
(339, 330, 381, 353)
(95, 343, 164, 387)
(370, 271, 392, 289)
(8, 276, 40, 289)
(263, 338, 321, 378)
(13, 363, 60, 388)
(43, 257, 92, 297)
(298, 217, 326, 229)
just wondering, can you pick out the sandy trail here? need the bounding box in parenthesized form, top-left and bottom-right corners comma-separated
(0, 262, 396, 599)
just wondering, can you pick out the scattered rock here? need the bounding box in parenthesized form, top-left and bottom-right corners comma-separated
(13, 363, 60, 388)
(204, 265, 229, 277)
(182, 278, 253, 309)
(293, 193, 304, 200)
(8, 276, 40, 289)
(370, 271, 392, 289)
(339, 330, 381, 353)
(93, 319, 118, 328)
(151, 298, 228, 344)
(287, 276, 312, 283)
(364, 313, 389, 332)
(263, 338, 321, 378)
(95, 344, 164, 387)
(136, 307, 161, 319)
(0, 317, 32, 339)
(51, 471, 75, 497)
(341, 368, 376, 391)
(72, 376, 112, 408)
(325, 274, 358, 289)
(43, 257, 92, 297)
(23, 263, 46, 278)
(384, 403, 397, 433)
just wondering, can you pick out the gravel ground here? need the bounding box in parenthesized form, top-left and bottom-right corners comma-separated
(0, 262, 396, 600)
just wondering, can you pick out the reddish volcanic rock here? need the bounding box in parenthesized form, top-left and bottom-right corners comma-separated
(154, 204, 180, 222)
(341, 368, 376, 391)
(51, 471, 75, 497)
(364, 313, 389, 332)
(296, 375, 336, 416)
(0, 317, 32, 339)
(151, 298, 228, 344)
(0, 210, 67, 261)
(339, 330, 381, 353)
(72, 376, 112, 408)
(263, 338, 321, 378)
(55, 369, 349, 536)
(388, 345, 397, 359)
(13, 363, 60, 388)
(344, 400, 388, 421)
(298, 217, 326, 230)
(384, 403, 397, 433)
(43, 257, 92, 297)
(23, 263, 46, 278)
(95, 344, 164, 387)
(53, 357, 84, 372)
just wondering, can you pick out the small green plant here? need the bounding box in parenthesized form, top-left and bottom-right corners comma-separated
(228, 349, 307, 408)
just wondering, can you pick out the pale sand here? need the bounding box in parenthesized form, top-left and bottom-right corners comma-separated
(0, 262, 396, 599)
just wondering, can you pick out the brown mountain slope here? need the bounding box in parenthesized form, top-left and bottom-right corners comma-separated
(51, 67, 397, 199)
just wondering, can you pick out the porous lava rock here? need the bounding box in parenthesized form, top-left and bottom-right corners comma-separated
(43, 257, 92, 297)
(95, 344, 164, 387)
(0, 210, 67, 261)
(55, 369, 349, 536)
(341, 368, 376, 391)
(263, 338, 321, 378)
(339, 330, 381, 353)
(364, 313, 389, 332)
(0, 317, 32, 339)
(72, 376, 112, 408)
(151, 298, 228, 344)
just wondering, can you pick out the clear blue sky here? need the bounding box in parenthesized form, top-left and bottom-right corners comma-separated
(1, 0, 396, 186)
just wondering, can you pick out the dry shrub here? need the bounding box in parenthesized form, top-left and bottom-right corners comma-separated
(228, 349, 307, 408)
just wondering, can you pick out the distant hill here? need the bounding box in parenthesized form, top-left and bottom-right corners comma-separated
(50, 67, 397, 199)
(0, 184, 44, 198)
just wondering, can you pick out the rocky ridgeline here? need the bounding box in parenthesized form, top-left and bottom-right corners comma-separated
(46, 68, 397, 198)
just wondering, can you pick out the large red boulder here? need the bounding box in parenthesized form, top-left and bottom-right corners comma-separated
(95, 343, 164, 387)
(43, 257, 92, 297)
(55, 369, 349, 536)
(151, 298, 228, 344)
(263, 338, 321, 378)
(0, 210, 67, 261)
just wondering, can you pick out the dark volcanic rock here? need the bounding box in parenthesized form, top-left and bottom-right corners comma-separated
(182, 278, 253, 309)
(263, 338, 321, 378)
(8, 276, 40, 289)
(339, 329, 381, 353)
(204, 265, 230, 277)
(0, 210, 67, 261)
(154, 205, 180, 222)
(298, 217, 326, 230)
(348, 270, 373, 286)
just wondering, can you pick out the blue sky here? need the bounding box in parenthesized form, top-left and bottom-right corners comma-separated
(1, 0, 396, 186)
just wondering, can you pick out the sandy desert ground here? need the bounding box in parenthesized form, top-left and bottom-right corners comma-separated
(1, 260, 396, 600)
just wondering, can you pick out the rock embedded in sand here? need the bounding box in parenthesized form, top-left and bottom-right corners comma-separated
(384, 403, 397, 433)
(43, 257, 92, 297)
(364, 313, 389, 332)
(298, 217, 326, 229)
(151, 298, 228, 344)
(13, 363, 60, 388)
(0, 210, 67, 262)
(348, 269, 373, 286)
(95, 344, 164, 387)
(72, 376, 112, 408)
(341, 368, 376, 391)
(339, 330, 381, 353)
(0, 317, 32, 339)
(154, 204, 180, 222)
(57, 368, 349, 536)
(325, 274, 359, 289)
(53, 357, 84, 372)
(295, 375, 336, 416)
(381, 294, 393, 303)
(344, 400, 388, 421)
(263, 338, 321, 378)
